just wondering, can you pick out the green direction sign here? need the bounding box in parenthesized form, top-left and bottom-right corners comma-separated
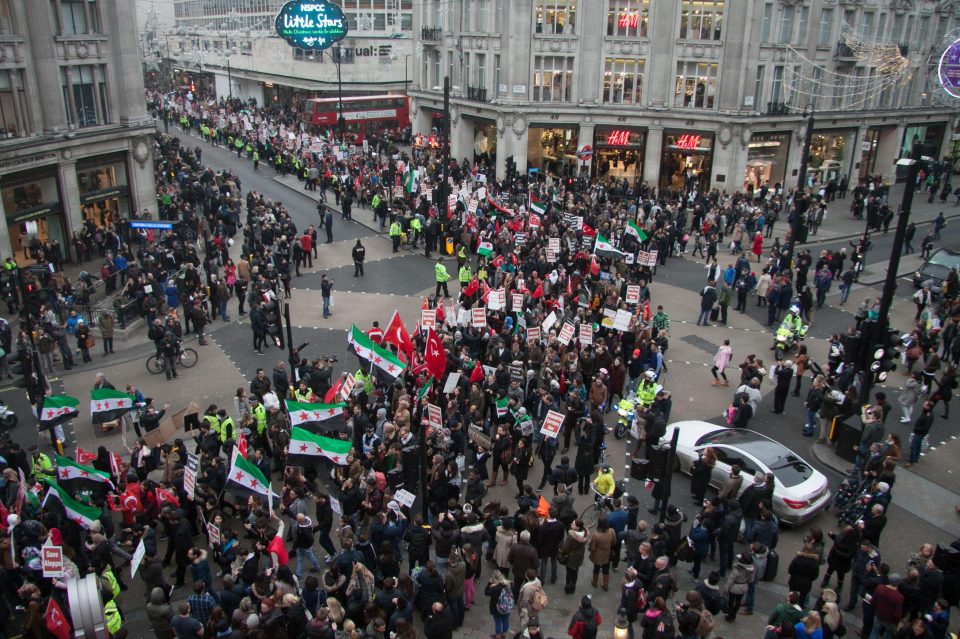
(275, 1, 349, 51)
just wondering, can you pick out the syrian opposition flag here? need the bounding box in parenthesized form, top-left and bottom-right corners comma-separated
(225, 449, 277, 503)
(287, 427, 352, 465)
(404, 168, 416, 194)
(624, 220, 649, 243)
(42, 482, 103, 530)
(348, 324, 376, 364)
(594, 233, 627, 259)
(38, 395, 80, 429)
(90, 389, 133, 424)
(495, 396, 509, 418)
(370, 341, 407, 382)
(477, 241, 494, 258)
(286, 400, 347, 433)
(76, 447, 97, 465)
(54, 455, 114, 491)
(382, 310, 414, 361)
(417, 378, 433, 401)
(529, 194, 546, 216)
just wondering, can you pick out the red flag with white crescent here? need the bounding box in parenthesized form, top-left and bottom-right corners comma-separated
(237, 430, 249, 459)
(424, 329, 447, 381)
(45, 597, 71, 639)
(76, 447, 97, 465)
(382, 310, 414, 361)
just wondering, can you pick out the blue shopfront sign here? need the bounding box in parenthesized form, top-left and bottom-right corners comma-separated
(275, 1, 349, 51)
(130, 221, 175, 230)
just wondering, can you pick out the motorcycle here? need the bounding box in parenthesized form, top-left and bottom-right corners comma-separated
(0, 400, 17, 429)
(615, 397, 636, 440)
(774, 323, 809, 361)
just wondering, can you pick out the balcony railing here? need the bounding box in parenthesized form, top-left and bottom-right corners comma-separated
(466, 86, 487, 102)
(421, 27, 443, 41)
(836, 42, 855, 59)
(766, 101, 789, 116)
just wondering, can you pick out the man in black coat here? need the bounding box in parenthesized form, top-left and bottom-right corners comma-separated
(771, 360, 794, 414)
(535, 507, 565, 584)
(424, 602, 454, 639)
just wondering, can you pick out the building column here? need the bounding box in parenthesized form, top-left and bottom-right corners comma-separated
(127, 144, 156, 217)
(646, 4, 679, 108)
(875, 125, 904, 183)
(412, 102, 432, 136)
(451, 111, 474, 164)
(498, 115, 529, 175)
(23, 0, 68, 133)
(103, 0, 151, 126)
(59, 161, 83, 238)
(0, 193, 11, 260)
(643, 126, 663, 188)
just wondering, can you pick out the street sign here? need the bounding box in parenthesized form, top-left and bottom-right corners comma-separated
(576, 145, 594, 162)
(130, 221, 174, 230)
(275, 1, 349, 51)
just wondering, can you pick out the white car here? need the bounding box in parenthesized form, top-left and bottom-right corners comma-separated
(665, 421, 832, 525)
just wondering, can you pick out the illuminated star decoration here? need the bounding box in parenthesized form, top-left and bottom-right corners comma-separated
(781, 21, 911, 112)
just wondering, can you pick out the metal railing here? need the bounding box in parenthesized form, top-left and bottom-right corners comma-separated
(421, 27, 443, 41)
(766, 101, 789, 116)
(466, 86, 488, 102)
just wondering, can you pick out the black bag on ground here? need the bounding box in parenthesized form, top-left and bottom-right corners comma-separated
(709, 307, 720, 322)
(763, 549, 779, 581)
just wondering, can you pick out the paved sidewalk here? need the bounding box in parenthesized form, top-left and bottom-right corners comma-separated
(811, 440, 960, 538)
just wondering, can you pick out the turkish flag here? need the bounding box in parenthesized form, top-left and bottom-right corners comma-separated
(236, 431, 249, 459)
(480, 282, 492, 304)
(324, 375, 344, 404)
(424, 329, 447, 381)
(469, 362, 485, 384)
(110, 452, 123, 479)
(45, 597, 71, 639)
(491, 255, 505, 269)
(531, 282, 544, 299)
(582, 223, 596, 237)
(383, 310, 414, 361)
(463, 277, 480, 298)
(76, 447, 97, 465)
(155, 487, 180, 508)
(589, 255, 600, 277)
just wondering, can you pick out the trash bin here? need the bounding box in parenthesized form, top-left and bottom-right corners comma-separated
(630, 457, 650, 481)
(833, 416, 862, 464)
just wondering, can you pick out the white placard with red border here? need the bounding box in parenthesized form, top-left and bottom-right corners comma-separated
(512, 293, 524, 310)
(42, 542, 63, 578)
(426, 404, 443, 430)
(540, 410, 565, 439)
(421, 308, 437, 329)
(579, 323, 594, 345)
(471, 307, 487, 327)
(488, 289, 505, 311)
(546, 248, 557, 262)
(207, 523, 221, 546)
(625, 285, 641, 305)
(557, 322, 576, 346)
(549, 237, 561, 252)
(526, 326, 541, 342)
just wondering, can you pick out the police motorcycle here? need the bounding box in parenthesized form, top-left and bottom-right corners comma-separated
(773, 305, 809, 362)
(615, 370, 663, 439)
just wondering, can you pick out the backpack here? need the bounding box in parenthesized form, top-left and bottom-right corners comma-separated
(579, 613, 598, 639)
(695, 609, 716, 638)
(634, 586, 648, 611)
(496, 586, 515, 615)
(530, 583, 549, 612)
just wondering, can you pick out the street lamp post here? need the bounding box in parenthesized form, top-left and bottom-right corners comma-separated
(792, 103, 815, 256)
(334, 45, 346, 147)
(438, 75, 451, 252)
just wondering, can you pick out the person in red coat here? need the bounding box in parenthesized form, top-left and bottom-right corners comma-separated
(751, 232, 764, 263)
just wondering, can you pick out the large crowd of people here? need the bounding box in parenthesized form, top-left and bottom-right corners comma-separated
(0, 89, 958, 639)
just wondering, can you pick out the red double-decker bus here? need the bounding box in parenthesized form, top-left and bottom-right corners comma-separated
(305, 94, 409, 143)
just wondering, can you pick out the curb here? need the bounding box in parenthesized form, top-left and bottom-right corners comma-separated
(809, 440, 854, 477)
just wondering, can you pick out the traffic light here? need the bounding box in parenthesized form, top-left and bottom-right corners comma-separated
(505, 155, 515, 182)
(262, 300, 285, 349)
(870, 327, 901, 383)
